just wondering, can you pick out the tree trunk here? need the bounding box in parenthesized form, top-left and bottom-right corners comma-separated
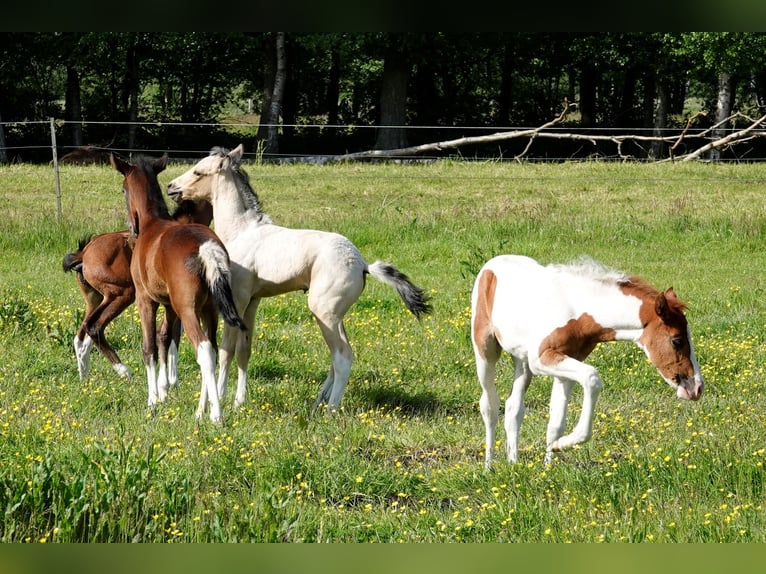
(579, 66, 597, 128)
(65, 65, 83, 147)
(125, 34, 140, 151)
(257, 32, 286, 157)
(711, 71, 734, 161)
(374, 48, 409, 151)
(325, 49, 340, 126)
(0, 111, 7, 164)
(651, 82, 669, 159)
(497, 40, 515, 125)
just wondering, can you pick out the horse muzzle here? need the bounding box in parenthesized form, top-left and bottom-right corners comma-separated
(676, 377, 704, 401)
(166, 183, 183, 203)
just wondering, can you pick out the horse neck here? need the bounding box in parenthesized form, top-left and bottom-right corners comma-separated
(569, 277, 646, 338)
(128, 180, 170, 231)
(211, 171, 270, 239)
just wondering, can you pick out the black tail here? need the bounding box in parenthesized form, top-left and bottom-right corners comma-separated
(210, 274, 247, 330)
(198, 241, 247, 331)
(366, 261, 433, 318)
(62, 236, 91, 273)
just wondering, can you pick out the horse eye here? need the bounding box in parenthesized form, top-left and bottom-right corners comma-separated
(671, 337, 683, 350)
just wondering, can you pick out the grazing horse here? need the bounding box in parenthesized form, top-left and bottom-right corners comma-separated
(62, 200, 213, 382)
(167, 144, 432, 411)
(471, 254, 704, 468)
(111, 152, 245, 422)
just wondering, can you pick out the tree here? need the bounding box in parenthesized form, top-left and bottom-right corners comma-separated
(681, 32, 766, 160)
(257, 32, 287, 157)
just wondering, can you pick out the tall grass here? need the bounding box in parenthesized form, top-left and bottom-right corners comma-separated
(0, 159, 764, 542)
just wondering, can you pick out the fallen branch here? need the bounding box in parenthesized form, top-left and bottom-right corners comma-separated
(674, 112, 766, 162)
(274, 108, 766, 164)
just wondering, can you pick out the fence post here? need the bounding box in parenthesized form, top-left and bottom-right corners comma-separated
(50, 117, 62, 220)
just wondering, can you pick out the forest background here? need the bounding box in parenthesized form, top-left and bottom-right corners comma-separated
(3, 32, 766, 163)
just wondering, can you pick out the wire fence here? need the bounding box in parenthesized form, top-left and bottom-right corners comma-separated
(4, 117, 766, 165)
(3, 118, 766, 221)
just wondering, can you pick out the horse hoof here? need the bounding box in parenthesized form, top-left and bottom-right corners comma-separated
(113, 363, 132, 378)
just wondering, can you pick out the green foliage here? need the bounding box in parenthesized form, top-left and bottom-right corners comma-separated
(1, 160, 765, 542)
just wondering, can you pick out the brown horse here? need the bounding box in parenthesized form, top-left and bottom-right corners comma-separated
(62, 199, 213, 382)
(111, 152, 245, 422)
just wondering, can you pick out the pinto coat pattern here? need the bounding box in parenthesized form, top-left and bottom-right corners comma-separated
(471, 254, 704, 468)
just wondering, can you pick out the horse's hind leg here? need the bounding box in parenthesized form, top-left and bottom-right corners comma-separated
(475, 349, 500, 470)
(504, 359, 532, 464)
(312, 316, 353, 411)
(177, 307, 222, 423)
(73, 282, 102, 380)
(83, 289, 135, 379)
(157, 306, 180, 400)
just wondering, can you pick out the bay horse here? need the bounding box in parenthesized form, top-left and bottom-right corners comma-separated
(167, 144, 432, 412)
(471, 254, 704, 469)
(62, 199, 213, 382)
(111, 152, 245, 422)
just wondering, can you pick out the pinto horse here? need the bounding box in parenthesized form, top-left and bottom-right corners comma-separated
(111, 152, 245, 422)
(62, 199, 213, 382)
(471, 254, 704, 468)
(167, 144, 432, 412)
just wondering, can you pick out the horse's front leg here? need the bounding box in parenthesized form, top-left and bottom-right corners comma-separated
(135, 296, 160, 407)
(217, 297, 258, 407)
(540, 356, 602, 455)
(544, 377, 574, 465)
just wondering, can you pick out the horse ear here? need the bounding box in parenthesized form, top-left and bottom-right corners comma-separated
(655, 290, 670, 321)
(110, 152, 130, 175)
(153, 153, 169, 174)
(656, 287, 686, 320)
(230, 144, 244, 164)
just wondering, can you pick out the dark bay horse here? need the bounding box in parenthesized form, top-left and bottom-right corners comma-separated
(111, 152, 245, 422)
(63, 200, 213, 382)
(167, 144, 432, 412)
(471, 254, 704, 468)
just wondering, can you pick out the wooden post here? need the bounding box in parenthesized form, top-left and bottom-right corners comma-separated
(50, 117, 62, 220)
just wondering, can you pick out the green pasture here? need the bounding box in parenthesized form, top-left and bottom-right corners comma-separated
(0, 159, 764, 542)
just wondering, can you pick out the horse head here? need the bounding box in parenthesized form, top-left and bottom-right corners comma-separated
(110, 152, 169, 236)
(167, 144, 244, 205)
(637, 286, 704, 401)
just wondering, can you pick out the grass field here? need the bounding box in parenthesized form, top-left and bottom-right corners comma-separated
(0, 158, 764, 542)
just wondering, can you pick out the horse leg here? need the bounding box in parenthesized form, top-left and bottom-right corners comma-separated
(312, 315, 353, 412)
(135, 295, 160, 408)
(544, 377, 574, 465)
(503, 359, 532, 465)
(157, 306, 179, 401)
(475, 348, 500, 470)
(228, 298, 259, 408)
(83, 290, 135, 380)
(166, 318, 183, 389)
(73, 282, 102, 381)
(534, 355, 602, 454)
(177, 308, 221, 423)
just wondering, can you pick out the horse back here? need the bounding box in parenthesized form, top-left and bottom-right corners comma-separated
(81, 231, 134, 290)
(131, 220, 222, 302)
(472, 255, 562, 357)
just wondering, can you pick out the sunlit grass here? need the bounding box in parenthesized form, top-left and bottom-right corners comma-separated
(0, 160, 765, 541)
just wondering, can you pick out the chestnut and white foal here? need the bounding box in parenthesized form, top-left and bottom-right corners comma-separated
(471, 254, 704, 468)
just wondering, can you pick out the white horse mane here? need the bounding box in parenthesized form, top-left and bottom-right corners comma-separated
(547, 256, 628, 284)
(209, 146, 272, 223)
